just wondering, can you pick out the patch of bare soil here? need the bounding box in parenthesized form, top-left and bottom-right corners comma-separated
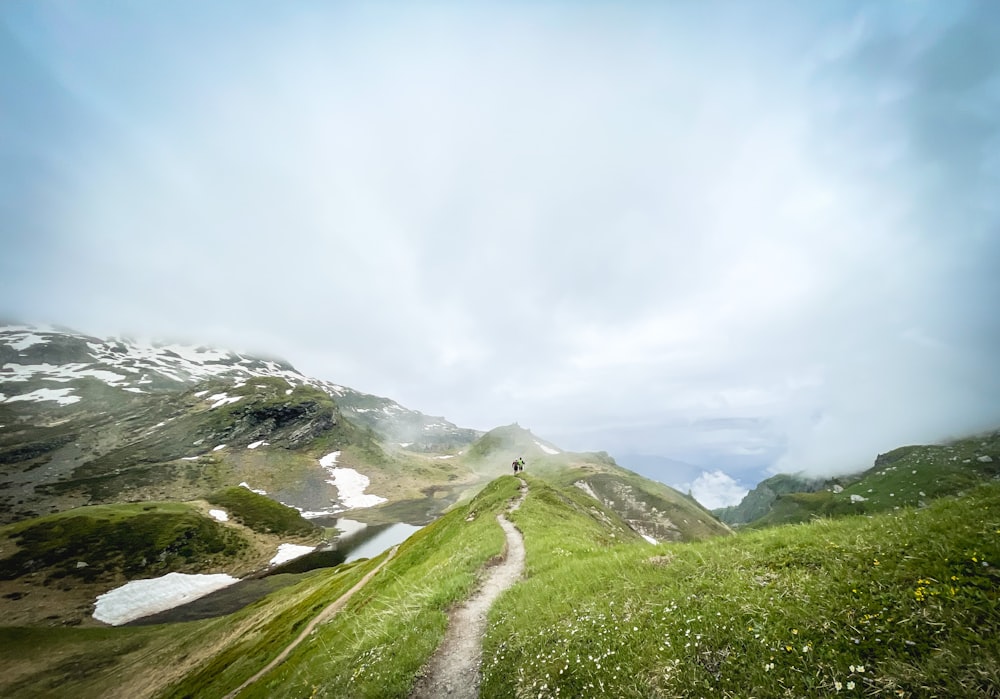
(409, 480, 527, 699)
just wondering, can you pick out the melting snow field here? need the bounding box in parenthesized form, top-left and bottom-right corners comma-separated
(206, 392, 243, 409)
(3, 387, 81, 406)
(209, 509, 229, 522)
(270, 543, 315, 566)
(535, 440, 561, 455)
(93, 572, 239, 626)
(319, 451, 387, 509)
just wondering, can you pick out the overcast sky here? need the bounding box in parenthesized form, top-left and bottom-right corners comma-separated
(3, 1, 999, 507)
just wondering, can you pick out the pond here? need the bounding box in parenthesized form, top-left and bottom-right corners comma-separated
(126, 519, 425, 625)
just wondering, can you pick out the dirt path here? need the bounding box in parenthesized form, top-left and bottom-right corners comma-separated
(224, 546, 399, 699)
(410, 480, 528, 699)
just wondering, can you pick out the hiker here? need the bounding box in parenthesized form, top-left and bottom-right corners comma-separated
(512, 459, 519, 474)
(517, 457, 525, 472)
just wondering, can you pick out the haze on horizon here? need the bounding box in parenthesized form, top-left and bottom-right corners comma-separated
(2, 1, 999, 507)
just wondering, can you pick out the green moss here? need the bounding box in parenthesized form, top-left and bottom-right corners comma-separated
(207, 487, 316, 536)
(0, 503, 248, 582)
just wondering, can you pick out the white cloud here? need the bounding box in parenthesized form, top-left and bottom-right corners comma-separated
(3, 2, 999, 488)
(682, 471, 750, 510)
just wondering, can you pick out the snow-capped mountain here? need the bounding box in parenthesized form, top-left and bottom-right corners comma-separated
(0, 324, 476, 447)
(0, 324, 482, 526)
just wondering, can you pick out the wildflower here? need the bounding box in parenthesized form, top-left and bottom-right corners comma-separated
(847, 681, 856, 689)
(835, 681, 843, 690)
(764, 662, 775, 671)
(855, 665, 865, 673)
(802, 645, 811, 653)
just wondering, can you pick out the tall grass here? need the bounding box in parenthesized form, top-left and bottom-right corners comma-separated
(482, 483, 1000, 697)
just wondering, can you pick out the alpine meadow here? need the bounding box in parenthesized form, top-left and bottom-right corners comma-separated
(3, 1, 1000, 697)
(0, 326, 997, 697)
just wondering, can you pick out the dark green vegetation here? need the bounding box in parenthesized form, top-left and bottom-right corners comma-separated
(0, 503, 248, 585)
(717, 430, 1000, 529)
(206, 487, 316, 537)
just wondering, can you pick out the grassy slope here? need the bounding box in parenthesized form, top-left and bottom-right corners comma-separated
(0, 494, 322, 627)
(0, 502, 249, 585)
(482, 482, 1000, 698)
(229, 476, 520, 698)
(2, 474, 997, 697)
(0, 560, 378, 698)
(750, 430, 1000, 529)
(0, 477, 521, 698)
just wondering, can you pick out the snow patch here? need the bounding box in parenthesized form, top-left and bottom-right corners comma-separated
(239, 482, 268, 495)
(93, 572, 239, 626)
(4, 331, 50, 351)
(318, 451, 387, 509)
(4, 387, 80, 406)
(0, 363, 127, 386)
(247, 440, 269, 449)
(181, 456, 201, 461)
(212, 444, 226, 452)
(207, 392, 243, 409)
(270, 543, 315, 566)
(208, 509, 229, 522)
(642, 534, 658, 545)
(535, 440, 560, 455)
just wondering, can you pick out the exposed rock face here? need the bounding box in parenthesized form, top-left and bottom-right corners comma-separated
(219, 400, 337, 448)
(573, 475, 723, 543)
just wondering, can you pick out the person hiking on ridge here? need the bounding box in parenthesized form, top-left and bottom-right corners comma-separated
(512, 459, 519, 474)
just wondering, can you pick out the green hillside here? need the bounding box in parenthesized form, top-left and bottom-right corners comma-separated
(740, 430, 1000, 529)
(2, 472, 997, 697)
(714, 473, 831, 526)
(461, 425, 731, 542)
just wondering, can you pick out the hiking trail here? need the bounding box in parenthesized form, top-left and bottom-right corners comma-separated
(224, 545, 399, 699)
(409, 479, 528, 698)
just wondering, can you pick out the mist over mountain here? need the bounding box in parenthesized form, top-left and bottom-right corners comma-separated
(4, 2, 999, 500)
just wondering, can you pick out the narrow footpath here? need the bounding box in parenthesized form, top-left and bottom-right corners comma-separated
(224, 545, 399, 699)
(410, 479, 528, 699)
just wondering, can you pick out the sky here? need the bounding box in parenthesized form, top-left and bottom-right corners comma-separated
(2, 1, 999, 508)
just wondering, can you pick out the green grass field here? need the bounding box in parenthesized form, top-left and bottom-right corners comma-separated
(1, 475, 997, 697)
